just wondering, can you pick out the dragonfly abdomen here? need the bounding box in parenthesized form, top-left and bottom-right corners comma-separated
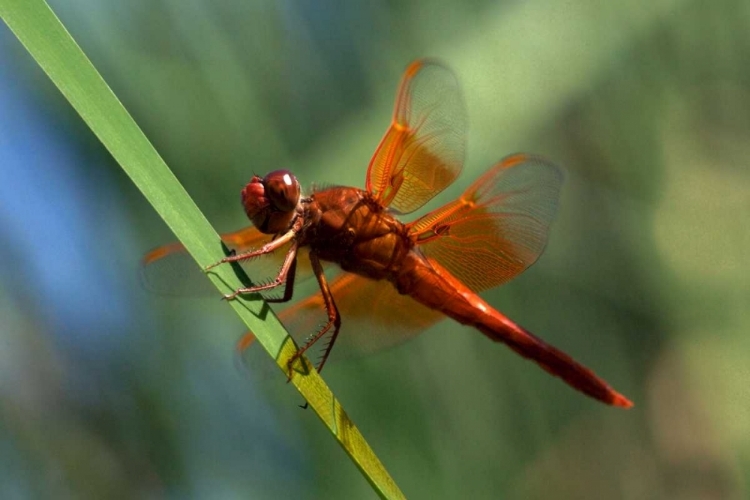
(394, 251, 632, 408)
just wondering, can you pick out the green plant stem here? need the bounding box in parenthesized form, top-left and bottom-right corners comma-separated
(0, 0, 404, 498)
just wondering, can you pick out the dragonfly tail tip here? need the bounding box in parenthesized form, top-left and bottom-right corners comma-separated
(611, 393, 634, 409)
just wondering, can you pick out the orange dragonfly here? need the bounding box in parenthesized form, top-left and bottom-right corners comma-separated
(143, 60, 632, 408)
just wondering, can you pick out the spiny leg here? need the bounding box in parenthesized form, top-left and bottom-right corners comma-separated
(222, 241, 299, 300)
(230, 256, 296, 379)
(287, 250, 341, 379)
(205, 227, 297, 270)
(265, 257, 297, 304)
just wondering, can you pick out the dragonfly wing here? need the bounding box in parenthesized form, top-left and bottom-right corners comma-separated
(366, 60, 467, 214)
(239, 271, 444, 372)
(408, 154, 564, 292)
(141, 226, 313, 297)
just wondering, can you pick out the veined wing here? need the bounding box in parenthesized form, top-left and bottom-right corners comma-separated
(238, 271, 444, 370)
(366, 59, 467, 214)
(408, 154, 564, 292)
(141, 226, 311, 297)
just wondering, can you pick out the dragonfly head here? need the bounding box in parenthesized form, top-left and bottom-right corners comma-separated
(242, 170, 301, 234)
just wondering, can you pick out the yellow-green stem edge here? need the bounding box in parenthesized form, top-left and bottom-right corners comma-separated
(0, 1, 404, 498)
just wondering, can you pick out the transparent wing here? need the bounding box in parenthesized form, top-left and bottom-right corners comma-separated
(141, 226, 312, 297)
(366, 59, 467, 214)
(239, 271, 444, 372)
(408, 154, 564, 292)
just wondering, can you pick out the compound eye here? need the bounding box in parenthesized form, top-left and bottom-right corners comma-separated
(263, 170, 300, 213)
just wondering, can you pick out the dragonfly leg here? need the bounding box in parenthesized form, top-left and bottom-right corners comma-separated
(231, 256, 296, 375)
(265, 257, 297, 304)
(205, 226, 297, 270)
(222, 241, 298, 300)
(287, 250, 341, 379)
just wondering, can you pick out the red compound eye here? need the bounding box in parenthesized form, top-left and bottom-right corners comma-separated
(263, 170, 300, 212)
(240, 170, 301, 234)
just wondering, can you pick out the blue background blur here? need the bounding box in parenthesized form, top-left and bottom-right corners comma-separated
(1, 0, 748, 498)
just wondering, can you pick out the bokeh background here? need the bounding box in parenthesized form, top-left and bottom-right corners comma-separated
(1, 0, 748, 498)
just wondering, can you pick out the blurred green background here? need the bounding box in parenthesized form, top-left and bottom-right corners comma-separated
(1, 0, 748, 498)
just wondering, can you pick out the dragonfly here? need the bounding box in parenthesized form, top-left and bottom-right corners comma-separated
(143, 59, 632, 408)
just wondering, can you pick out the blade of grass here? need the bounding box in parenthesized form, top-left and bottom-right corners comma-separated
(0, 1, 405, 498)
